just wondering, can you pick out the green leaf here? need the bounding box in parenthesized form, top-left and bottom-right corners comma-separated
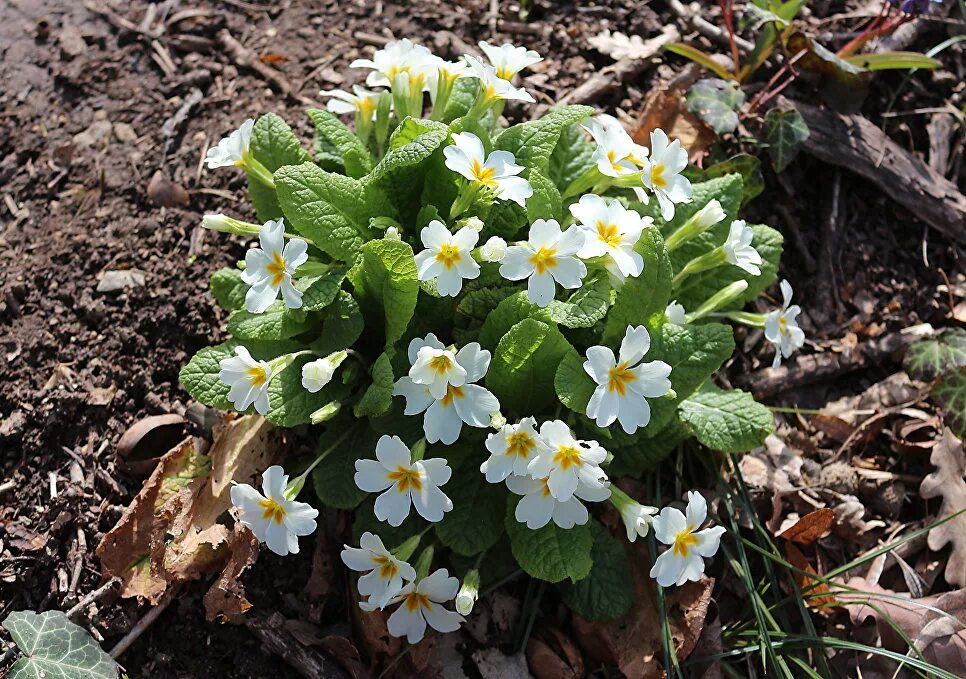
(5, 610, 118, 679)
(494, 105, 595, 173)
(306, 108, 373, 178)
(842, 51, 941, 71)
(764, 107, 809, 172)
(179, 343, 237, 411)
(456, 285, 519, 327)
(647, 174, 744, 236)
(559, 522, 634, 620)
(678, 384, 774, 452)
(247, 113, 311, 222)
(354, 350, 396, 418)
(312, 290, 364, 356)
(435, 471, 506, 556)
(603, 228, 673, 344)
(545, 275, 612, 329)
(368, 117, 448, 219)
(227, 302, 315, 341)
(481, 200, 528, 239)
(555, 347, 596, 414)
(664, 43, 736, 81)
(702, 154, 764, 206)
(905, 329, 966, 381)
(479, 291, 549, 350)
(525, 167, 563, 223)
(607, 414, 693, 475)
(348, 239, 419, 349)
(549, 122, 595, 192)
(934, 368, 966, 438)
(441, 77, 481, 122)
(298, 269, 347, 312)
(685, 78, 746, 134)
(487, 318, 572, 414)
(312, 422, 374, 509)
(210, 267, 248, 311)
(266, 354, 349, 427)
(275, 162, 374, 263)
(506, 502, 594, 583)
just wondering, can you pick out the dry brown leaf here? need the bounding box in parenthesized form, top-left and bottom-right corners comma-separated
(203, 523, 259, 621)
(920, 428, 966, 587)
(784, 542, 836, 608)
(738, 434, 804, 493)
(777, 508, 835, 545)
(319, 635, 368, 679)
(527, 626, 585, 679)
(632, 67, 714, 163)
(5, 524, 50, 552)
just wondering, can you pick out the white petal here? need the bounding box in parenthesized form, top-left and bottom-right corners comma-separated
(547, 467, 578, 502)
(527, 270, 556, 307)
(412, 484, 453, 523)
(619, 325, 651, 366)
(551, 496, 588, 529)
(528, 219, 562, 249)
(392, 377, 434, 415)
(375, 487, 413, 527)
(424, 399, 463, 445)
(583, 345, 616, 384)
(455, 343, 491, 383)
(694, 526, 726, 557)
(499, 246, 535, 281)
(419, 569, 460, 601)
(341, 545, 377, 572)
(355, 460, 394, 492)
(650, 548, 686, 587)
(387, 602, 427, 644)
(423, 602, 464, 633)
(549, 256, 586, 290)
(494, 175, 533, 206)
(686, 491, 708, 529)
(653, 506, 688, 545)
(515, 491, 554, 529)
(453, 384, 500, 427)
(376, 435, 412, 469)
(264, 520, 293, 556)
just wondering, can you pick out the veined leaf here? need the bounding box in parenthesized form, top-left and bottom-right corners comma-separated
(4, 610, 119, 679)
(842, 51, 942, 71)
(664, 43, 736, 81)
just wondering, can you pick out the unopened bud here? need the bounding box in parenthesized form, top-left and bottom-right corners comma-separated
(480, 236, 507, 263)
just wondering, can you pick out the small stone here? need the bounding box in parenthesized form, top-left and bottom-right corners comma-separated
(96, 269, 146, 293)
(113, 122, 137, 143)
(73, 120, 113, 148)
(147, 170, 189, 207)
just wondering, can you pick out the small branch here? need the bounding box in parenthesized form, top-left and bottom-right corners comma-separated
(668, 0, 754, 54)
(216, 30, 314, 106)
(245, 613, 349, 679)
(66, 578, 121, 620)
(109, 588, 178, 659)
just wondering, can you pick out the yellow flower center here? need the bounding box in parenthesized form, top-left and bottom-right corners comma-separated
(552, 445, 582, 470)
(429, 353, 453, 375)
(650, 163, 667, 188)
(672, 528, 699, 557)
(778, 317, 788, 335)
(529, 246, 558, 275)
(440, 384, 465, 407)
(403, 591, 432, 612)
(506, 432, 536, 459)
(358, 97, 377, 118)
(607, 362, 636, 396)
(372, 554, 399, 580)
(606, 149, 626, 174)
(471, 158, 498, 186)
(266, 251, 287, 287)
(387, 465, 424, 492)
(258, 498, 286, 524)
(247, 365, 269, 387)
(435, 243, 462, 269)
(495, 66, 514, 80)
(596, 220, 622, 248)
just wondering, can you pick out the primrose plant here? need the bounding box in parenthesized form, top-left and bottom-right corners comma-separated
(181, 37, 803, 636)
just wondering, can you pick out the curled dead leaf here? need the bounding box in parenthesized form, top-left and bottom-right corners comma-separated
(203, 523, 259, 621)
(777, 508, 835, 545)
(920, 428, 966, 587)
(784, 542, 836, 609)
(527, 625, 585, 679)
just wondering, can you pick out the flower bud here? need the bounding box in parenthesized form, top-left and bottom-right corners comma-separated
(456, 569, 480, 616)
(202, 213, 231, 232)
(480, 236, 507, 263)
(462, 216, 485, 232)
(309, 401, 341, 424)
(665, 301, 687, 325)
(385, 226, 401, 241)
(489, 411, 507, 430)
(301, 351, 347, 393)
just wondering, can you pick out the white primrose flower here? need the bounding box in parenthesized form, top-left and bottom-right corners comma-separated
(478, 41, 543, 80)
(218, 346, 272, 415)
(428, 56, 468, 100)
(354, 435, 453, 527)
(350, 38, 436, 91)
(341, 531, 417, 609)
(320, 85, 382, 120)
(584, 325, 672, 435)
(723, 220, 763, 276)
(414, 220, 480, 297)
(527, 420, 608, 501)
(764, 279, 806, 368)
(301, 351, 347, 393)
(230, 465, 318, 556)
(507, 473, 611, 530)
(386, 568, 464, 644)
(638, 128, 692, 221)
(443, 132, 534, 207)
(463, 54, 536, 104)
(583, 114, 639, 177)
(650, 491, 726, 587)
(241, 219, 309, 313)
(500, 219, 586, 307)
(570, 194, 652, 279)
(481, 417, 550, 483)
(205, 118, 254, 168)
(480, 236, 508, 262)
(393, 337, 500, 445)
(613, 490, 659, 543)
(666, 300, 687, 325)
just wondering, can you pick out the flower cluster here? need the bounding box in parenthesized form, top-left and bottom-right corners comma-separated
(183, 35, 808, 644)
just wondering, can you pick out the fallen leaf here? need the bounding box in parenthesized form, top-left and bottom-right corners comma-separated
(473, 648, 529, 679)
(777, 508, 835, 544)
(116, 413, 187, 476)
(784, 542, 836, 608)
(203, 523, 259, 621)
(738, 434, 804, 493)
(632, 66, 715, 162)
(527, 625, 585, 679)
(920, 428, 966, 587)
(588, 30, 658, 61)
(258, 53, 289, 64)
(147, 170, 190, 207)
(319, 635, 368, 679)
(5, 524, 50, 552)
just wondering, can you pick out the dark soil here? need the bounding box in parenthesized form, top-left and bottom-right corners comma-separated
(0, 0, 962, 677)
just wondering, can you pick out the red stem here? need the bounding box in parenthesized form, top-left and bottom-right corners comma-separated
(717, 0, 742, 73)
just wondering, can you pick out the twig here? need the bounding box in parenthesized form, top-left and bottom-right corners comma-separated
(109, 588, 178, 659)
(245, 613, 349, 679)
(216, 29, 313, 106)
(66, 578, 121, 620)
(668, 0, 754, 53)
(0, 479, 15, 495)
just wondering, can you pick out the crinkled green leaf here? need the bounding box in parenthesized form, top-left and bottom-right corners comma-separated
(934, 368, 966, 438)
(525, 167, 562, 223)
(306, 108, 373, 178)
(298, 268, 347, 312)
(481, 199, 528, 239)
(275, 162, 374, 263)
(436, 471, 506, 556)
(603, 228, 672, 344)
(313, 421, 375, 509)
(456, 285, 520, 327)
(488, 318, 572, 414)
(506, 501, 594, 583)
(266, 354, 350, 427)
(545, 275, 612, 329)
(179, 343, 237, 411)
(227, 301, 315, 341)
(685, 78, 746, 134)
(248, 113, 311, 222)
(700, 153, 764, 207)
(549, 122, 595, 192)
(210, 267, 247, 311)
(555, 347, 596, 414)
(479, 291, 549, 350)
(312, 290, 364, 356)
(348, 239, 419, 349)
(4, 610, 119, 679)
(495, 105, 595, 173)
(368, 117, 448, 219)
(764, 107, 809, 172)
(559, 522, 634, 620)
(678, 384, 774, 452)
(354, 350, 395, 418)
(905, 329, 966, 381)
(646, 174, 744, 236)
(607, 414, 693, 476)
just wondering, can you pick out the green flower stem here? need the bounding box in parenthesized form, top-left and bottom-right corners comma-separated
(671, 247, 727, 287)
(465, 85, 494, 121)
(391, 526, 432, 562)
(374, 91, 393, 156)
(687, 280, 749, 322)
(450, 181, 482, 220)
(665, 210, 715, 252)
(293, 261, 335, 278)
(608, 486, 634, 513)
(561, 166, 604, 200)
(391, 74, 413, 121)
(429, 74, 455, 121)
(409, 437, 427, 462)
(413, 545, 435, 580)
(354, 111, 373, 145)
(208, 215, 302, 241)
(610, 169, 646, 188)
(283, 421, 361, 500)
(712, 310, 768, 327)
(243, 155, 275, 190)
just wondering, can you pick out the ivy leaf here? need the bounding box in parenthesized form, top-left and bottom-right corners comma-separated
(559, 522, 634, 620)
(348, 239, 419, 349)
(495, 105, 595, 173)
(227, 302, 315, 341)
(764, 107, 809, 172)
(685, 78, 746, 134)
(487, 318, 572, 414)
(247, 113, 311, 222)
(505, 501, 594, 583)
(935, 369, 966, 438)
(312, 421, 375, 509)
(555, 347, 596, 414)
(306, 108, 373, 178)
(275, 162, 375, 263)
(4, 610, 119, 679)
(312, 291, 364, 356)
(267, 354, 350, 427)
(545, 274, 612, 329)
(210, 267, 247, 311)
(354, 350, 396, 418)
(905, 329, 966, 381)
(367, 117, 448, 220)
(549, 122, 595, 192)
(678, 384, 774, 453)
(436, 472, 506, 556)
(603, 228, 672, 344)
